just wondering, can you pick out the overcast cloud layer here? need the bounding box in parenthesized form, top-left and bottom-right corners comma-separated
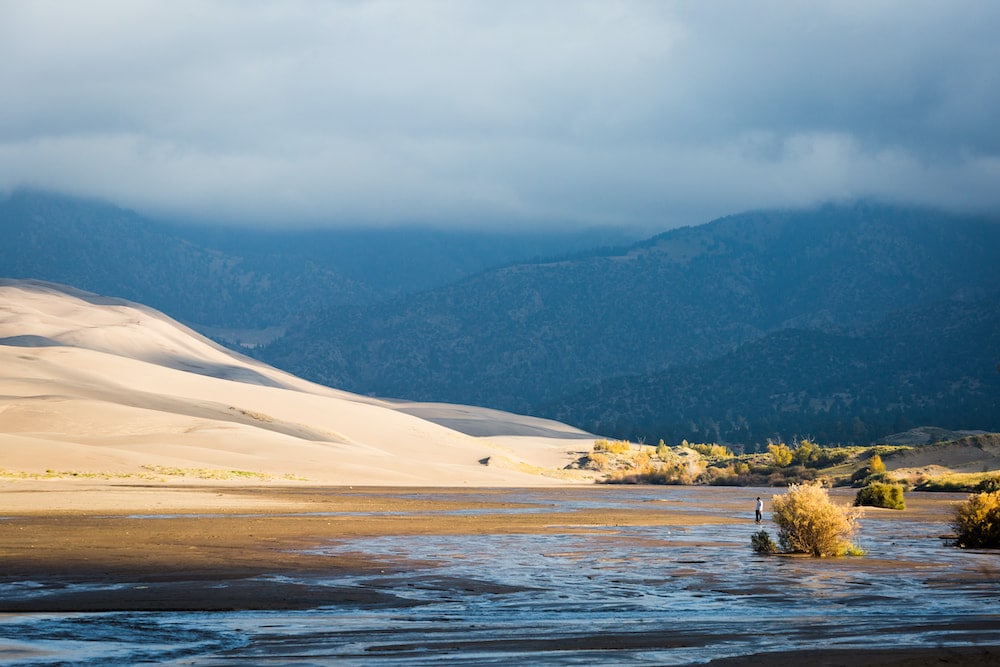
(2, 1, 998, 228)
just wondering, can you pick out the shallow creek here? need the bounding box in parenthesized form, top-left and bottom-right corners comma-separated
(1, 487, 998, 665)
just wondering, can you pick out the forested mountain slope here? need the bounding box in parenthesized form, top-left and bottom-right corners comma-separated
(549, 292, 1000, 445)
(260, 203, 1000, 433)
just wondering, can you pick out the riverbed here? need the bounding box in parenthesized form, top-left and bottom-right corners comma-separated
(1, 486, 998, 665)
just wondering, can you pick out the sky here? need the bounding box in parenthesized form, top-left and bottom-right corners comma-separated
(1, 0, 999, 229)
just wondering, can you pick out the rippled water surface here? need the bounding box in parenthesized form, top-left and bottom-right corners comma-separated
(2, 487, 998, 665)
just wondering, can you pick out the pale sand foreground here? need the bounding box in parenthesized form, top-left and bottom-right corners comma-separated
(0, 280, 595, 486)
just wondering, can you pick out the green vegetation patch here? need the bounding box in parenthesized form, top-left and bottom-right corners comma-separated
(855, 482, 906, 510)
(750, 529, 779, 555)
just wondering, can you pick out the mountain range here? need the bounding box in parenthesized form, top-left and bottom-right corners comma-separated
(549, 293, 1000, 446)
(0, 189, 632, 333)
(258, 202, 1000, 445)
(3, 190, 998, 446)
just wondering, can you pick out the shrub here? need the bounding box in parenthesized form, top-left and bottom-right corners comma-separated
(793, 439, 820, 466)
(867, 445, 910, 458)
(655, 440, 670, 460)
(810, 446, 854, 468)
(731, 461, 750, 476)
(593, 439, 632, 455)
(975, 476, 1000, 493)
(751, 530, 778, 554)
(588, 452, 609, 469)
(689, 443, 734, 459)
(953, 491, 1000, 548)
(854, 482, 906, 510)
(768, 443, 794, 467)
(603, 461, 695, 485)
(851, 452, 891, 487)
(771, 483, 863, 557)
(850, 466, 870, 486)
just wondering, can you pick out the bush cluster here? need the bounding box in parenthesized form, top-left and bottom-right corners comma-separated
(593, 439, 632, 455)
(854, 482, 906, 510)
(604, 459, 698, 485)
(707, 462, 819, 487)
(791, 439, 851, 468)
(952, 491, 1000, 548)
(975, 476, 1000, 493)
(687, 443, 733, 459)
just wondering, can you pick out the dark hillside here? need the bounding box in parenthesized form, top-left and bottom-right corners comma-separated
(260, 203, 1000, 418)
(549, 292, 1000, 446)
(0, 190, 364, 328)
(175, 224, 636, 297)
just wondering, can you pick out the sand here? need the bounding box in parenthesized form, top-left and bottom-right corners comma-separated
(0, 280, 595, 487)
(0, 483, 738, 620)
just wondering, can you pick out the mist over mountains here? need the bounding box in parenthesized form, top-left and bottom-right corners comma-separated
(3, 190, 998, 446)
(0, 190, 633, 330)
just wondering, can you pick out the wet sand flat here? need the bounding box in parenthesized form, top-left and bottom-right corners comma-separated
(1, 484, 999, 665)
(0, 485, 736, 597)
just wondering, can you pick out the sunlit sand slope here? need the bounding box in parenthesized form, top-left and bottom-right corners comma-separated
(0, 280, 594, 485)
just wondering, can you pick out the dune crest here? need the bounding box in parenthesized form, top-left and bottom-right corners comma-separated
(0, 280, 594, 486)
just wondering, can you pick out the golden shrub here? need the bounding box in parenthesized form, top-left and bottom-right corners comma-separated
(768, 443, 794, 467)
(593, 439, 632, 455)
(953, 491, 1000, 548)
(588, 452, 609, 468)
(771, 482, 863, 557)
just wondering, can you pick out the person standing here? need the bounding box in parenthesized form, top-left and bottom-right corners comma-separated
(755, 496, 764, 523)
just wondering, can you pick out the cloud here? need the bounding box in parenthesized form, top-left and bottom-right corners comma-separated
(1, 0, 998, 228)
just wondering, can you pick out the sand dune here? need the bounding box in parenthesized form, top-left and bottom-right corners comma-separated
(885, 433, 1000, 481)
(0, 279, 595, 486)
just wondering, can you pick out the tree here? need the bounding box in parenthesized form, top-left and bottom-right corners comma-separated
(793, 439, 820, 466)
(768, 442, 793, 467)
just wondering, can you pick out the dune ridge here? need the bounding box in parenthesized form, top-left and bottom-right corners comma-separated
(0, 279, 595, 486)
